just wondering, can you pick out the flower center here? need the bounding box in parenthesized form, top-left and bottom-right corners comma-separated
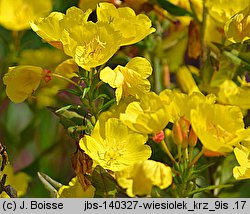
(75, 36, 106, 65)
(97, 142, 125, 167)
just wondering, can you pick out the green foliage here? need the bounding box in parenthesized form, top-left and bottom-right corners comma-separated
(91, 166, 118, 198)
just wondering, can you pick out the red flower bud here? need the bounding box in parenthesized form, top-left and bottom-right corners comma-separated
(152, 130, 165, 143)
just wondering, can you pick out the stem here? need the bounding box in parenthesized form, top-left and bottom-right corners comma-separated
(189, 148, 203, 167)
(188, 0, 201, 23)
(86, 69, 98, 120)
(188, 146, 194, 162)
(200, 0, 208, 67)
(160, 140, 177, 164)
(177, 145, 182, 162)
(51, 73, 79, 88)
(183, 147, 188, 161)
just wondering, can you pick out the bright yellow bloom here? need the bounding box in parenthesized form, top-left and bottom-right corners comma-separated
(17, 48, 77, 107)
(224, 5, 250, 43)
(205, 0, 249, 49)
(0, 0, 52, 31)
(98, 97, 136, 124)
(115, 160, 172, 197)
(100, 57, 152, 103)
(3, 66, 44, 103)
(159, 89, 216, 122)
(233, 145, 250, 179)
(61, 21, 121, 70)
(96, 2, 155, 46)
(206, 0, 249, 24)
(34, 59, 79, 107)
(120, 92, 171, 134)
(30, 12, 65, 49)
(30, 7, 92, 49)
(218, 80, 250, 109)
(57, 177, 95, 198)
(0, 164, 31, 198)
(79, 118, 151, 171)
(190, 103, 245, 153)
(31, 6, 121, 70)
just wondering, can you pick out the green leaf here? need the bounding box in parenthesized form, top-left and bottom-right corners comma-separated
(189, 184, 233, 196)
(95, 93, 110, 100)
(56, 105, 84, 120)
(156, 0, 193, 17)
(98, 98, 116, 113)
(201, 56, 214, 85)
(151, 186, 172, 197)
(63, 88, 82, 96)
(92, 166, 118, 198)
(82, 87, 90, 99)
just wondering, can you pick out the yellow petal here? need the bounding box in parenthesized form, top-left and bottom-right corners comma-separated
(57, 177, 95, 198)
(100, 66, 124, 88)
(116, 160, 172, 197)
(3, 66, 44, 103)
(126, 57, 152, 79)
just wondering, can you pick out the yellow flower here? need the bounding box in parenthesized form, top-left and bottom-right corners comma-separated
(190, 103, 245, 153)
(57, 177, 95, 198)
(115, 160, 172, 197)
(30, 12, 65, 49)
(0, 164, 31, 198)
(100, 57, 152, 103)
(79, 118, 151, 171)
(159, 89, 216, 122)
(3, 66, 44, 103)
(0, 0, 52, 31)
(31, 6, 121, 70)
(120, 92, 171, 134)
(233, 145, 250, 179)
(206, 0, 249, 24)
(224, 5, 250, 43)
(98, 97, 136, 123)
(34, 59, 79, 108)
(205, 0, 249, 49)
(61, 21, 121, 70)
(96, 2, 155, 46)
(30, 7, 92, 49)
(217, 80, 250, 109)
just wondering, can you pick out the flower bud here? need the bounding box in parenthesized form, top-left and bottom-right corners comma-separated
(152, 130, 165, 143)
(172, 120, 183, 146)
(180, 117, 190, 148)
(188, 127, 198, 147)
(172, 117, 190, 148)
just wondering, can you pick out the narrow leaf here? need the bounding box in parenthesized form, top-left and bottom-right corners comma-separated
(157, 0, 193, 17)
(37, 172, 63, 197)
